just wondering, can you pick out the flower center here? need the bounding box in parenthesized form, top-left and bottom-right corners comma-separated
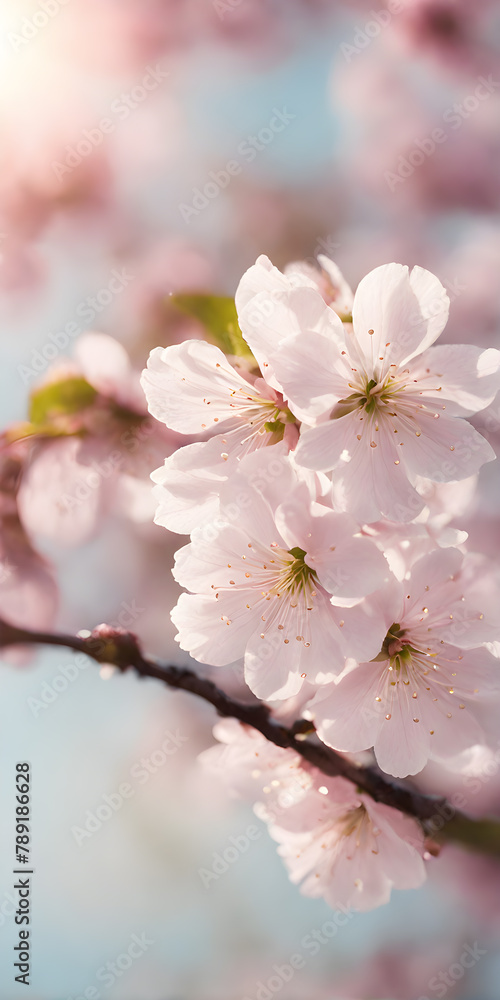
(275, 546, 318, 596)
(337, 803, 380, 858)
(372, 623, 412, 663)
(241, 395, 296, 443)
(331, 370, 411, 421)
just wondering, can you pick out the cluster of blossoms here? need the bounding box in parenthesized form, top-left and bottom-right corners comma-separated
(142, 254, 500, 911)
(0, 332, 175, 650)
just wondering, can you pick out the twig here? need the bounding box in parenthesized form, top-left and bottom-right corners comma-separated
(1, 616, 500, 859)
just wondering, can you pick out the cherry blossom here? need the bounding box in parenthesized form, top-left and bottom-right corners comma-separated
(199, 718, 313, 809)
(17, 334, 173, 546)
(142, 336, 298, 444)
(201, 719, 426, 912)
(263, 777, 426, 912)
(260, 261, 500, 522)
(141, 339, 301, 532)
(171, 449, 390, 700)
(309, 547, 500, 778)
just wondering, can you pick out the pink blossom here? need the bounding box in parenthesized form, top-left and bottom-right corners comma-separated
(310, 547, 500, 778)
(256, 260, 500, 522)
(17, 334, 173, 546)
(141, 339, 300, 532)
(141, 339, 298, 444)
(201, 719, 426, 912)
(264, 777, 426, 912)
(171, 449, 390, 700)
(199, 718, 312, 807)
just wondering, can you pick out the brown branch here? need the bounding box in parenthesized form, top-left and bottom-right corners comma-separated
(2, 616, 500, 859)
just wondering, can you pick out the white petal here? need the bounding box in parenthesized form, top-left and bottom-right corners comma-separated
(272, 329, 347, 420)
(352, 263, 450, 374)
(234, 254, 291, 313)
(333, 425, 426, 523)
(352, 263, 424, 370)
(407, 265, 450, 356)
(398, 411, 496, 483)
(405, 546, 463, 603)
(291, 508, 389, 601)
(244, 632, 305, 700)
(219, 447, 302, 534)
(151, 439, 229, 535)
(294, 417, 355, 473)
(373, 693, 430, 778)
(171, 592, 254, 666)
(239, 285, 345, 400)
(365, 799, 426, 889)
(412, 344, 500, 416)
(140, 341, 256, 433)
(311, 663, 383, 754)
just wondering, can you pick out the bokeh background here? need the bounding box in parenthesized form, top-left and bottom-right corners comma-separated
(1, 1, 500, 997)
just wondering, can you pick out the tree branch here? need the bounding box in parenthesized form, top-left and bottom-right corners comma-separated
(2, 616, 500, 859)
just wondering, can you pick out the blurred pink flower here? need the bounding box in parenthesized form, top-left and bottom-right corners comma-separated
(17, 333, 176, 547)
(201, 718, 426, 912)
(0, 449, 58, 660)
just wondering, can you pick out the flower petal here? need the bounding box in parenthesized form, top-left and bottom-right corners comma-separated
(239, 285, 345, 403)
(407, 265, 450, 356)
(333, 424, 426, 524)
(141, 340, 257, 433)
(234, 253, 291, 313)
(171, 591, 254, 666)
(294, 416, 355, 472)
(412, 344, 500, 416)
(151, 438, 231, 534)
(352, 263, 423, 371)
(398, 411, 496, 483)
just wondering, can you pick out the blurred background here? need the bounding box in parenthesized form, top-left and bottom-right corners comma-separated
(1, 1, 500, 997)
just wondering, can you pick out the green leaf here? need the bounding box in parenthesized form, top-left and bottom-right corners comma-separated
(171, 294, 255, 362)
(29, 377, 97, 427)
